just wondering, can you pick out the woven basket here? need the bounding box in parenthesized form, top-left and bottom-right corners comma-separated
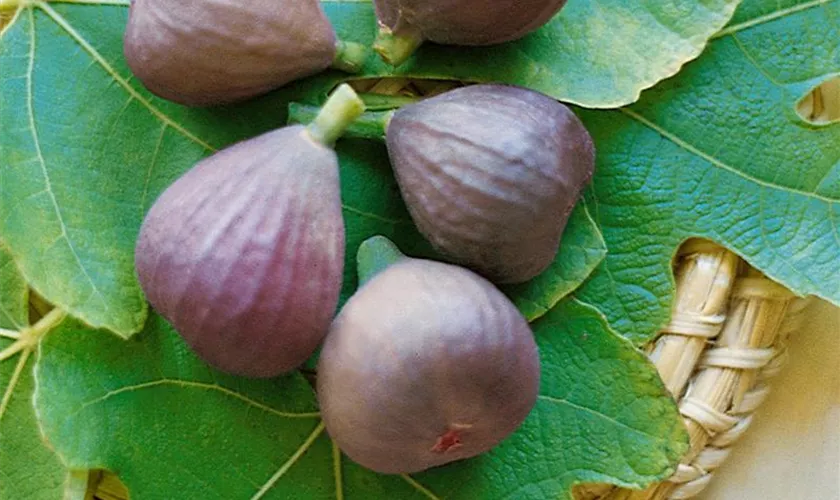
(87, 80, 813, 499)
(575, 239, 805, 499)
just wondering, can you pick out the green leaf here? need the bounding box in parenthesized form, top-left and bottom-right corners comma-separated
(0, 2, 605, 337)
(0, 243, 27, 330)
(322, 0, 741, 108)
(35, 302, 686, 499)
(35, 314, 332, 500)
(573, 0, 840, 343)
(0, 244, 75, 500)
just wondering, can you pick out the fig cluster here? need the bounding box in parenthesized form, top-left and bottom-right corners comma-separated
(124, 0, 570, 105)
(128, 0, 595, 476)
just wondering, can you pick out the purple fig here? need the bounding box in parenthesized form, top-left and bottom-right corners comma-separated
(135, 85, 364, 377)
(317, 236, 540, 474)
(386, 84, 595, 284)
(373, 0, 569, 66)
(124, 0, 367, 106)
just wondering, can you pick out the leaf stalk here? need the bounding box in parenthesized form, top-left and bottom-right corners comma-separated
(0, 308, 66, 362)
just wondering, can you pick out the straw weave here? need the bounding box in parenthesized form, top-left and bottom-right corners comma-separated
(576, 239, 806, 500)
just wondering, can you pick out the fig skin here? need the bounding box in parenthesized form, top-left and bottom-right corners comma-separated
(317, 255, 540, 474)
(373, 0, 568, 65)
(135, 126, 345, 377)
(386, 84, 596, 284)
(125, 0, 341, 106)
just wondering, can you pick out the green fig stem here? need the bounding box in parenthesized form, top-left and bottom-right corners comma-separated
(331, 40, 369, 73)
(373, 24, 424, 67)
(357, 236, 407, 285)
(305, 84, 366, 147)
(293, 103, 393, 141)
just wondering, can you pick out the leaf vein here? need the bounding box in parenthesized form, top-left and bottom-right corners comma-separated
(537, 394, 666, 440)
(72, 379, 321, 419)
(139, 124, 168, 215)
(24, 6, 112, 319)
(619, 108, 838, 204)
(399, 474, 442, 500)
(0, 348, 33, 424)
(251, 421, 326, 500)
(35, 1, 216, 152)
(332, 440, 343, 500)
(730, 32, 784, 87)
(342, 204, 412, 225)
(713, 0, 834, 38)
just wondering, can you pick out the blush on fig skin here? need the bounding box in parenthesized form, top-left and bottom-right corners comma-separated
(317, 258, 540, 474)
(386, 84, 595, 284)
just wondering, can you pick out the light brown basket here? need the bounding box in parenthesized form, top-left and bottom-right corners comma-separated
(575, 239, 806, 499)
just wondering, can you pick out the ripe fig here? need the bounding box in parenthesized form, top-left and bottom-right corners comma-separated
(386, 84, 596, 284)
(124, 0, 368, 106)
(317, 236, 540, 474)
(373, 0, 569, 66)
(135, 85, 364, 377)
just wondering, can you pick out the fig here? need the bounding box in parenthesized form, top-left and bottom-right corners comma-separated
(386, 84, 596, 284)
(135, 85, 364, 377)
(373, 0, 569, 66)
(124, 0, 368, 106)
(317, 236, 540, 474)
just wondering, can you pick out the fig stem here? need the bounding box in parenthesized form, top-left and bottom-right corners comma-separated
(292, 103, 392, 141)
(356, 236, 406, 285)
(373, 24, 424, 67)
(305, 84, 366, 147)
(331, 40, 369, 73)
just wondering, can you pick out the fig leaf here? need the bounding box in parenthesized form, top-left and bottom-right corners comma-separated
(574, 0, 840, 343)
(0, 243, 81, 500)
